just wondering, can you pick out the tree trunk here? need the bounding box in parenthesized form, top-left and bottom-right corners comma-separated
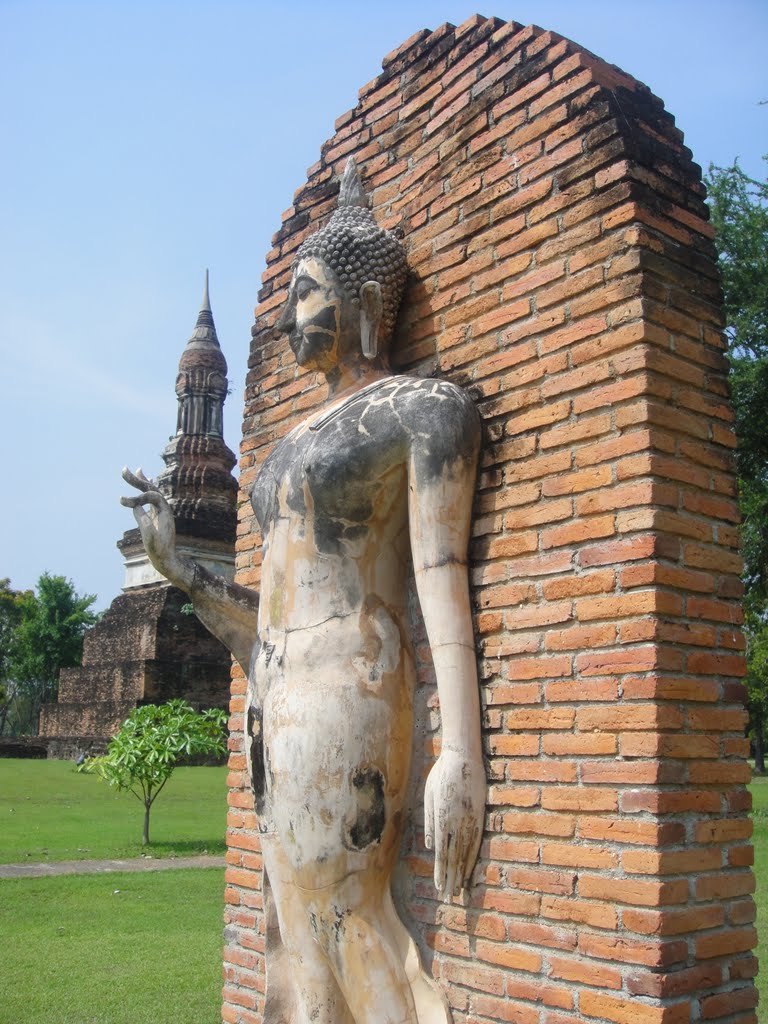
(143, 802, 151, 845)
(755, 713, 766, 774)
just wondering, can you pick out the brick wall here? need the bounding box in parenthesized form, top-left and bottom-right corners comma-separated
(223, 16, 757, 1024)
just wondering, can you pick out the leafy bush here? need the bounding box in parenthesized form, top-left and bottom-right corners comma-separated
(79, 700, 228, 844)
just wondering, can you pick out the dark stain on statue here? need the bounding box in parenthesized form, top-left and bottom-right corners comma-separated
(251, 431, 305, 531)
(346, 765, 386, 850)
(333, 907, 348, 943)
(247, 705, 267, 814)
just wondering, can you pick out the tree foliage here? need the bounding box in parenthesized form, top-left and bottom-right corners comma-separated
(707, 158, 768, 769)
(11, 573, 98, 693)
(707, 159, 768, 360)
(79, 700, 228, 844)
(0, 579, 27, 681)
(0, 580, 28, 734)
(0, 574, 97, 736)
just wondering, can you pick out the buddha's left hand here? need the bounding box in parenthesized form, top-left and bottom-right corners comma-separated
(424, 747, 485, 902)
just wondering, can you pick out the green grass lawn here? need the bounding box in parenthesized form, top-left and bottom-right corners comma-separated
(0, 868, 224, 1024)
(0, 759, 763, 1020)
(750, 774, 767, 1010)
(0, 759, 228, 862)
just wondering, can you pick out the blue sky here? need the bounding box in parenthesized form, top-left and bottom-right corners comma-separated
(1, 0, 766, 610)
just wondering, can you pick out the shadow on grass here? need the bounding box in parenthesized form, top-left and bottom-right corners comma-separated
(142, 839, 226, 857)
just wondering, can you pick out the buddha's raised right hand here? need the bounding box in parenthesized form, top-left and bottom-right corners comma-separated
(120, 467, 189, 588)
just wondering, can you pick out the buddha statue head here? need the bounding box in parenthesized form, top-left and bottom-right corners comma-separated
(276, 158, 407, 368)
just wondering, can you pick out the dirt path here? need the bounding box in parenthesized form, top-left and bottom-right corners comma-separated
(0, 854, 226, 879)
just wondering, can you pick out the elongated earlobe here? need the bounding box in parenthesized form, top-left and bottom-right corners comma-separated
(360, 280, 383, 359)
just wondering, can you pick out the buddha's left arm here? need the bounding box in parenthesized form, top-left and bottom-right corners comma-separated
(407, 386, 485, 902)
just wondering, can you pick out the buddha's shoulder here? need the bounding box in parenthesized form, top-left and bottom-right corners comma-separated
(365, 373, 474, 410)
(310, 374, 477, 433)
(382, 374, 479, 429)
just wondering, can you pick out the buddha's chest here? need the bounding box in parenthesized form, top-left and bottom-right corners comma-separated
(250, 392, 409, 554)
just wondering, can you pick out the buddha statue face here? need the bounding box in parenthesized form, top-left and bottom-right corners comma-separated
(276, 256, 360, 372)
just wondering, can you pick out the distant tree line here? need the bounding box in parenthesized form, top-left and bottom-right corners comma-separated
(706, 157, 768, 770)
(0, 574, 98, 736)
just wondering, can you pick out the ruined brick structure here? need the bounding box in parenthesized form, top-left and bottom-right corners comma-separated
(40, 277, 238, 758)
(223, 17, 757, 1024)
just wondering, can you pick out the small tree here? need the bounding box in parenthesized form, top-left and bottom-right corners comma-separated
(79, 700, 228, 845)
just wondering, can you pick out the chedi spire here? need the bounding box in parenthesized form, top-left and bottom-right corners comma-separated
(154, 272, 238, 544)
(175, 269, 228, 437)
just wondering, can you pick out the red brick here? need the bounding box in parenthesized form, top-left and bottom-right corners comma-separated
(730, 898, 757, 923)
(538, 781, 615, 815)
(505, 977, 574, 1011)
(506, 400, 571, 437)
(686, 651, 746, 677)
(626, 962, 724, 999)
(543, 733, 618, 756)
(441, 959, 504, 996)
(508, 866, 577, 896)
(621, 675, 720, 703)
(506, 761, 579, 784)
(576, 703, 682, 732)
(542, 515, 615, 549)
(543, 571, 615, 601)
(580, 760, 668, 785)
(471, 994, 538, 1024)
(502, 811, 576, 838)
(541, 465, 613, 496)
(729, 846, 756, 869)
(622, 848, 722, 875)
(542, 842, 618, 870)
(546, 679, 619, 702)
(576, 590, 683, 620)
(507, 918, 578, 953)
(626, 909, 729, 937)
(487, 734, 540, 756)
(696, 872, 755, 901)
(579, 875, 688, 907)
(696, 927, 758, 960)
(580, 990, 690, 1024)
(701, 987, 759, 1020)
(580, 933, 688, 968)
(580, 818, 685, 847)
(575, 646, 662, 677)
(695, 819, 753, 844)
(620, 733, 720, 759)
(541, 896, 619, 930)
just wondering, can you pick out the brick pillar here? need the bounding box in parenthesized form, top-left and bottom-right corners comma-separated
(223, 16, 757, 1024)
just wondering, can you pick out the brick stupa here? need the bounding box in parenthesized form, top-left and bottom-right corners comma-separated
(40, 274, 238, 758)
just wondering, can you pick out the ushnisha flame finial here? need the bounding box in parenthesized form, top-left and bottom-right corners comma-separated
(294, 157, 407, 346)
(338, 157, 369, 210)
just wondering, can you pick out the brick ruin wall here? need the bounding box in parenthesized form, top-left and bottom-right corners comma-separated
(40, 586, 233, 758)
(223, 16, 758, 1024)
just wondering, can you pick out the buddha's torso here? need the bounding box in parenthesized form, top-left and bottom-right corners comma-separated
(245, 375, 476, 882)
